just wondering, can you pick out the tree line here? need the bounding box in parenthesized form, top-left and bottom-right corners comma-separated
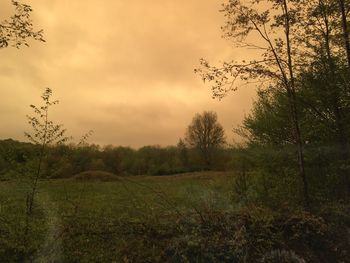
(196, 0, 350, 210)
(0, 139, 232, 179)
(0, 108, 230, 179)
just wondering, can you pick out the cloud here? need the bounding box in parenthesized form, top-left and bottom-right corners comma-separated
(0, 0, 255, 147)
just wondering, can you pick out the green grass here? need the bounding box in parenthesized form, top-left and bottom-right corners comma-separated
(1, 171, 348, 262)
(0, 171, 236, 262)
(1, 171, 235, 217)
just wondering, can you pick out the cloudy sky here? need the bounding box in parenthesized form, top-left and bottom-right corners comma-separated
(0, 0, 255, 148)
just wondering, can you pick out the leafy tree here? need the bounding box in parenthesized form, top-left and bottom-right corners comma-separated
(177, 138, 190, 170)
(293, 0, 350, 197)
(185, 111, 226, 168)
(337, 0, 350, 69)
(196, 0, 314, 210)
(242, 88, 294, 146)
(71, 144, 100, 174)
(0, 0, 44, 48)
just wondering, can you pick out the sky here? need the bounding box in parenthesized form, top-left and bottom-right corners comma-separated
(0, 0, 256, 148)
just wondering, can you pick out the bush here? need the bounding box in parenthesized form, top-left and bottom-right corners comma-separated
(117, 207, 348, 262)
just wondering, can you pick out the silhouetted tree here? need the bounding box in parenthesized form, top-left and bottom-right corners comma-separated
(185, 111, 225, 168)
(0, 0, 44, 48)
(337, 0, 350, 69)
(196, 0, 311, 210)
(294, 0, 350, 197)
(177, 138, 189, 170)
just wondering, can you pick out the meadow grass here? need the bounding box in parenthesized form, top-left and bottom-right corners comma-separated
(1, 171, 347, 262)
(1, 171, 234, 217)
(0, 171, 236, 262)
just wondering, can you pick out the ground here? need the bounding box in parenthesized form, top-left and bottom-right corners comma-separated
(2, 171, 347, 262)
(0, 171, 236, 262)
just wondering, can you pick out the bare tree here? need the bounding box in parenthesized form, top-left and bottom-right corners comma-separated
(185, 111, 226, 168)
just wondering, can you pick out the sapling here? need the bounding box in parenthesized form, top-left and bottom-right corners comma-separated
(24, 87, 68, 214)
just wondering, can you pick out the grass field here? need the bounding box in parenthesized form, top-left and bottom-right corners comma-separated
(1, 171, 348, 262)
(0, 172, 237, 262)
(0, 171, 235, 219)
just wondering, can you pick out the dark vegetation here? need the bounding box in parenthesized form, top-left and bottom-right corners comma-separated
(0, 136, 231, 179)
(1, 0, 350, 262)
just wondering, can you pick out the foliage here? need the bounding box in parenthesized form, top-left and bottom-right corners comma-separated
(0, 139, 234, 179)
(25, 88, 68, 146)
(118, 206, 348, 263)
(1, 176, 348, 262)
(0, 0, 44, 48)
(185, 111, 226, 169)
(23, 87, 68, 194)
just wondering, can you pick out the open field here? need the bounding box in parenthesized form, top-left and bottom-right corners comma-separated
(0, 171, 235, 219)
(1, 171, 348, 262)
(0, 172, 238, 262)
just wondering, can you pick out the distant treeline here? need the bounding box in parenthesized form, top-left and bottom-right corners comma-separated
(0, 139, 234, 179)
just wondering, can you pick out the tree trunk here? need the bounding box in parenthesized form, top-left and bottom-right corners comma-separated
(338, 0, 350, 69)
(283, 0, 311, 211)
(286, 88, 311, 211)
(318, 0, 350, 198)
(336, 0, 350, 197)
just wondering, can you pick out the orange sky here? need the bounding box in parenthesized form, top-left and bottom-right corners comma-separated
(0, 0, 255, 148)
